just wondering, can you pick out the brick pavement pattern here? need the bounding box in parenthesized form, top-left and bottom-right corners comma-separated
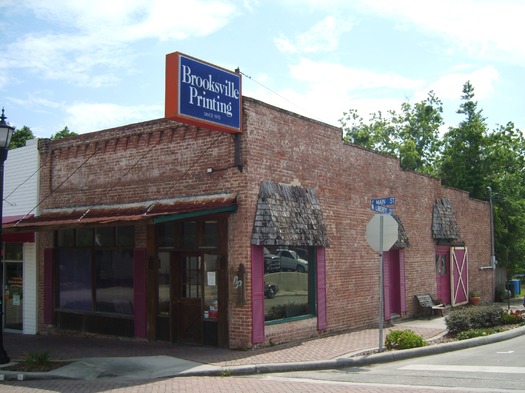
(3, 325, 443, 366)
(0, 376, 488, 393)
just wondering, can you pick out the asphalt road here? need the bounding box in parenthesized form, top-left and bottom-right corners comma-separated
(266, 332, 525, 391)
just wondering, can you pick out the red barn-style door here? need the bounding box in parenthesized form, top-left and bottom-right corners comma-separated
(451, 247, 468, 306)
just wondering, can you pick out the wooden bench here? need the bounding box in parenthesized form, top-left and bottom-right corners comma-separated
(415, 294, 445, 317)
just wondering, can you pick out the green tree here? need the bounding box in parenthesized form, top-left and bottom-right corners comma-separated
(9, 126, 35, 149)
(439, 81, 487, 199)
(483, 122, 525, 275)
(396, 92, 443, 175)
(51, 126, 77, 140)
(340, 91, 443, 175)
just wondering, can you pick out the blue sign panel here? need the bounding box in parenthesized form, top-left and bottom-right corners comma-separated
(370, 204, 393, 214)
(178, 54, 241, 132)
(371, 197, 396, 206)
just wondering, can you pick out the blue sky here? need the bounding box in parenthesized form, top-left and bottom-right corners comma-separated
(1, 0, 524, 138)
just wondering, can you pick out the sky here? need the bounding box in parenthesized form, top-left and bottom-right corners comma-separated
(1, 0, 525, 139)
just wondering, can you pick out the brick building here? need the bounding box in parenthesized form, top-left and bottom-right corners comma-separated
(5, 97, 492, 349)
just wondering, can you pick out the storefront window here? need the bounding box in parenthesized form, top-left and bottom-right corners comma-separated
(57, 229, 75, 247)
(76, 227, 94, 247)
(263, 246, 314, 322)
(58, 249, 92, 311)
(95, 227, 115, 247)
(56, 226, 135, 315)
(202, 221, 218, 248)
(158, 252, 170, 314)
(95, 250, 134, 315)
(3, 244, 24, 331)
(117, 226, 135, 247)
(157, 222, 175, 248)
(182, 221, 197, 249)
(5, 243, 23, 261)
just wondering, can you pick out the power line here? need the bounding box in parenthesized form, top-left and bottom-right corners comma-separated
(13, 144, 100, 226)
(144, 131, 224, 215)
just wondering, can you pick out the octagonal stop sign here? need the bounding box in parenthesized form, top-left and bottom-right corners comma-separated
(366, 214, 399, 252)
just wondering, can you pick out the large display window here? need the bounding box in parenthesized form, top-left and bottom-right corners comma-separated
(263, 246, 315, 322)
(56, 226, 135, 316)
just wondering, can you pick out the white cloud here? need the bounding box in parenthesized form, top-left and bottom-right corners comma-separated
(279, 0, 525, 64)
(244, 58, 423, 126)
(289, 58, 423, 91)
(3, 0, 239, 87)
(417, 66, 500, 103)
(353, 0, 525, 64)
(275, 16, 353, 54)
(64, 103, 163, 134)
(18, 0, 238, 42)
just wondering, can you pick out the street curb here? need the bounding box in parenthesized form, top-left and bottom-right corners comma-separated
(180, 324, 525, 377)
(2, 325, 524, 381)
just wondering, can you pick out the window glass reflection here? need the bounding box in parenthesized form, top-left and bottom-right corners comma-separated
(263, 246, 313, 322)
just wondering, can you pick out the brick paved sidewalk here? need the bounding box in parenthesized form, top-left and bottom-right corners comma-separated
(2, 322, 444, 367)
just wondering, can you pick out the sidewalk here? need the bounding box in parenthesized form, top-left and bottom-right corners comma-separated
(1, 298, 523, 381)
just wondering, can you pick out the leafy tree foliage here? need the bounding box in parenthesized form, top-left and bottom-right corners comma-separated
(9, 126, 35, 149)
(484, 122, 525, 274)
(340, 81, 525, 277)
(440, 82, 487, 199)
(340, 91, 443, 176)
(51, 126, 78, 140)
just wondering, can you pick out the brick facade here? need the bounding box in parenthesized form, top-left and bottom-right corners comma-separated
(31, 96, 490, 349)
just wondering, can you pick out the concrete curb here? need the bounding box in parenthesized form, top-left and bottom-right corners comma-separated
(181, 324, 525, 377)
(2, 325, 525, 381)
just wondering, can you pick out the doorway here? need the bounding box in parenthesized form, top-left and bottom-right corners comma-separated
(171, 253, 203, 344)
(435, 246, 451, 304)
(386, 250, 402, 315)
(157, 251, 223, 345)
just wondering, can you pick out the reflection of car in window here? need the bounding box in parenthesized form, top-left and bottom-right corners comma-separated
(264, 282, 278, 298)
(264, 247, 281, 273)
(276, 249, 308, 272)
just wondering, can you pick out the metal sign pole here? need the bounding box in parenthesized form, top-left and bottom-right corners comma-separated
(378, 215, 384, 352)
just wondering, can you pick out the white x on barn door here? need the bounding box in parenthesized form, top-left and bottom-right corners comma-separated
(451, 247, 468, 306)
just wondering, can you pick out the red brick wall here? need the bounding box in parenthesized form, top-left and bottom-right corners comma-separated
(35, 97, 491, 348)
(242, 97, 490, 343)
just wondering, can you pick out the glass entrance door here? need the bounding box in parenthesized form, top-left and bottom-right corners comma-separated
(172, 253, 203, 344)
(3, 262, 23, 331)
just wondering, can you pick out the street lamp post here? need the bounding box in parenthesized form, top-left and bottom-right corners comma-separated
(0, 107, 14, 364)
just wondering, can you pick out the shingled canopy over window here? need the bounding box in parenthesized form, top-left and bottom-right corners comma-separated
(392, 214, 409, 249)
(432, 198, 460, 240)
(251, 182, 328, 246)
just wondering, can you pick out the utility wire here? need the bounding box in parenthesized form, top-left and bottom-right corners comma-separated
(144, 131, 224, 215)
(239, 70, 319, 122)
(13, 145, 100, 226)
(4, 155, 50, 202)
(77, 126, 180, 222)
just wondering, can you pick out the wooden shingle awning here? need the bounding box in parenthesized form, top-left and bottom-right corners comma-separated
(251, 181, 328, 247)
(432, 198, 460, 240)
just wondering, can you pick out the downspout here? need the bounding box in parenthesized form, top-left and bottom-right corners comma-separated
(479, 186, 496, 303)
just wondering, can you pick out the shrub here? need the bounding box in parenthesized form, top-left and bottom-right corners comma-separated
(23, 351, 51, 369)
(456, 327, 503, 340)
(385, 329, 427, 350)
(501, 310, 524, 325)
(445, 304, 504, 333)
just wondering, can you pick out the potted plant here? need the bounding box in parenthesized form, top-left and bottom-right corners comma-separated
(469, 290, 481, 305)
